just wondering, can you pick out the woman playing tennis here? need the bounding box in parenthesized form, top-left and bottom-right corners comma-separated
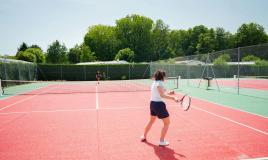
(141, 70, 178, 146)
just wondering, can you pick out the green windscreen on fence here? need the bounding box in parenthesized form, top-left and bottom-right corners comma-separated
(0, 58, 37, 81)
(37, 64, 150, 81)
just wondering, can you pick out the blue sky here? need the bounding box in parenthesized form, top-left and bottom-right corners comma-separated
(1, 0, 268, 55)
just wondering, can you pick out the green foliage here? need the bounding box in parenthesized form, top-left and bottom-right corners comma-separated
(167, 58, 176, 64)
(236, 23, 268, 47)
(255, 60, 268, 66)
(17, 42, 28, 53)
(68, 45, 82, 63)
(116, 14, 153, 62)
(215, 28, 235, 50)
(167, 30, 189, 57)
(114, 48, 134, 62)
(213, 54, 231, 65)
(196, 29, 216, 54)
(68, 44, 97, 63)
(46, 40, 68, 64)
(24, 48, 45, 63)
(16, 43, 44, 63)
(121, 75, 127, 80)
(84, 25, 119, 61)
(80, 45, 97, 62)
(10, 15, 268, 64)
(29, 44, 42, 50)
(151, 19, 170, 60)
(188, 25, 209, 55)
(16, 51, 36, 62)
(242, 55, 261, 62)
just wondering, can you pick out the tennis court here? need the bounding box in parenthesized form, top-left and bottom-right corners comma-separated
(0, 80, 267, 160)
(186, 77, 268, 91)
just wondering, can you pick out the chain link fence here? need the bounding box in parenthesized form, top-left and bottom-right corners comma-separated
(0, 58, 37, 81)
(150, 43, 268, 98)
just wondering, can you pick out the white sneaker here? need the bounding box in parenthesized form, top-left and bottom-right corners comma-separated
(159, 140, 169, 146)
(140, 135, 146, 142)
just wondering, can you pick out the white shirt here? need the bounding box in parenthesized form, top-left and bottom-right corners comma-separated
(150, 80, 164, 102)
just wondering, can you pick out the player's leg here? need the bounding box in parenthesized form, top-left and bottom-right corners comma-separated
(142, 115, 157, 141)
(159, 116, 170, 146)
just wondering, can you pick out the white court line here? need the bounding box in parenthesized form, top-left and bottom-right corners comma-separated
(187, 93, 267, 119)
(0, 108, 97, 115)
(96, 85, 99, 110)
(1, 100, 267, 136)
(242, 157, 268, 160)
(101, 106, 148, 110)
(192, 105, 268, 136)
(0, 106, 150, 116)
(0, 85, 57, 111)
(0, 83, 50, 101)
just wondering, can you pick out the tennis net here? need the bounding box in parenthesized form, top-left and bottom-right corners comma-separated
(0, 77, 179, 96)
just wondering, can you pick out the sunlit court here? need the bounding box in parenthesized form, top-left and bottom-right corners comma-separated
(1, 0, 268, 159)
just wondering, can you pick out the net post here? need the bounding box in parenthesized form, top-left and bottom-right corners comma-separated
(176, 76, 179, 89)
(186, 56, 190, 86)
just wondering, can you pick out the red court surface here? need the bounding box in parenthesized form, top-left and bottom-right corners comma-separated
(209, 79, 268, 91)
(0, 84, 268, 160)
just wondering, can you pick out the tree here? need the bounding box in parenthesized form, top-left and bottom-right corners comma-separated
(196, 29, 216, 54)
(80, 45, 96, 62)
(186, 25, 209, 55)
(46, 40, 68, 64)
(29, 44, 42, 50)
(18, 42, 28, 52)
(84, 25, 119, 61)
(114, 48, 134, 62)
(16, 51, 36, 62)
(235, 23, 268, 47)
(116, 14, 153, 62)
(68, 45, 82, 63)
(16, 42, 28, 56)
(242, 55, 261, 62)
(151, 19, 170, 60)
(167, 29, 191, 57)
(255, 60, 268, 65)
(213, 54, 231, 65)
(24, 48, 45, 63)
(214, 28, 235, 51)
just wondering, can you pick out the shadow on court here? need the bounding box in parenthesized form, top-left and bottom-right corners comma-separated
(144, 141, 186, 160)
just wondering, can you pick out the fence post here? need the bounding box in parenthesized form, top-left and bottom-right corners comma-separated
(237, 47, 240, 94)
(84, 65, 86, 81)
(17, 63, 21, 80)
(187, 56, 190, 86)
(35, 64, 38, 81)
(28, 65, 31, 81)
(60, 65, 63, 81)
(128, 63, 130, 80)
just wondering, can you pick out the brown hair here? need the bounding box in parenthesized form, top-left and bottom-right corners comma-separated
(153, 70, 166, 81)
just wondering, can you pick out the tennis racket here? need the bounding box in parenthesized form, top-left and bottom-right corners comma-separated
(177, 94, 191, 111)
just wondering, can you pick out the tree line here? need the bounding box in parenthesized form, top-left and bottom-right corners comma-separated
(6, 14, 268, 63)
